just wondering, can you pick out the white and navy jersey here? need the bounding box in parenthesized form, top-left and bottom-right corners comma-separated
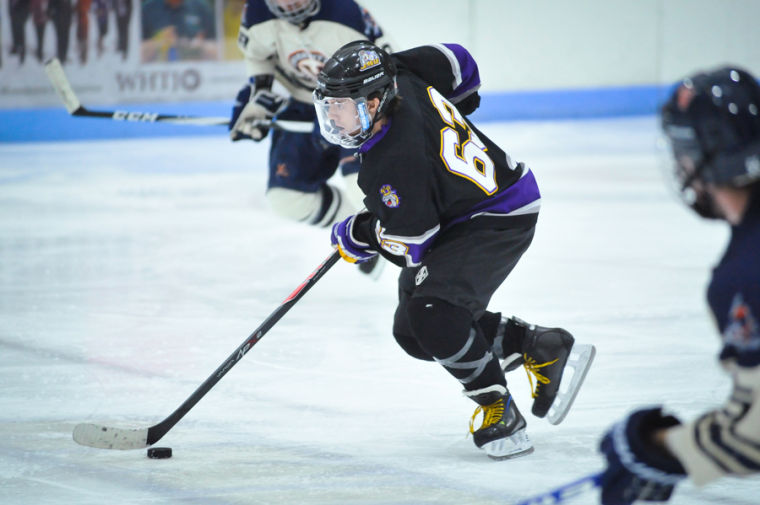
(237, 0, 391, 104)
(665, 192, 760, 485)
(352, 44, 541, 268)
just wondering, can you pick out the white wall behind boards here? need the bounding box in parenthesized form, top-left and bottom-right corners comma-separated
(1, 0, 757, 113)
(361, 0, 760, 92)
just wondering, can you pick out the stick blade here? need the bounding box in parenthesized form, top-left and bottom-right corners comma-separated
(73, 423, 149, 450)
(44, 58, 82, 113)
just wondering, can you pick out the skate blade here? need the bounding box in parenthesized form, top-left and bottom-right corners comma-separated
(482, 429, 534, 460)
(546, 344, 596, 425)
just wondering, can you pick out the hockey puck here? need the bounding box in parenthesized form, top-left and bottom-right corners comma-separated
(147, 447, 172, 459)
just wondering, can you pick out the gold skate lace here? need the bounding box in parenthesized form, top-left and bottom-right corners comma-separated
(523, 355, 559, 399)
(468, 398, 505, 433)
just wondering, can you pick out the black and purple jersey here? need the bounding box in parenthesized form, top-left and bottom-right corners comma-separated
(352, 44, 541, 268)
(392, 43, 482, 113)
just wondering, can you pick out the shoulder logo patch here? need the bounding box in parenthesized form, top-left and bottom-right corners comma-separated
(380, 184, 400, 208)
(724, 294, 760, 351)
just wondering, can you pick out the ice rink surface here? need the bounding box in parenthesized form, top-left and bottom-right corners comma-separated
(2, 116, 758, 504)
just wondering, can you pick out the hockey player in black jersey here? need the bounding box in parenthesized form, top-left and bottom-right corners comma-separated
(313, 41, 596, 459)
(598, 67, 760, 504)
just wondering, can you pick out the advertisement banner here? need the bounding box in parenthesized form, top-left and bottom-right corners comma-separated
(0, 0, 247, 108)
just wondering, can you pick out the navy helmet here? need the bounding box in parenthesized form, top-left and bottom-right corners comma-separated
(661, 66, 760, 215)
(264, 0, 319, 24)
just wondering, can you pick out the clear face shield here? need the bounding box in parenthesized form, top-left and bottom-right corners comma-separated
(313, 94, 373, 149)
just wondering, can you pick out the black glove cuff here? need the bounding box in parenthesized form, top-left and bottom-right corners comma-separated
(350, 212, 374, 245)
(626, 407, 687, 476)
(456, 91, 481, 116)
(251, 74, 274, 93)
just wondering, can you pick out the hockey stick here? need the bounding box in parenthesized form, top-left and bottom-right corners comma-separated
(513, 472, 602, 505)
(73, 250, 342, 450)
(43, 58, 313, 132)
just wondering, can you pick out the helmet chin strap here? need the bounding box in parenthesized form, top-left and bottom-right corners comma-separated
(679, 157, 723, 220)
(361, 89, 394, 136)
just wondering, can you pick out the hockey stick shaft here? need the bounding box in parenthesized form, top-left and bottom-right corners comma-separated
(44, 58, 313, 132)
(513, 472, 602, 505)
(73, 250, 342, 449)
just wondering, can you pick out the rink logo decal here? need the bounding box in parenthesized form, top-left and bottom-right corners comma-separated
(723, 294, 760, 351)
(358, 49, 381, 71)
(380, 185, 400, 208)
(116, 69, 201, 92)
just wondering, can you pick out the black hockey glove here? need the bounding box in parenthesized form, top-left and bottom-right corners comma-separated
(599, 407, 686, 505)
(456, 91, 481, 116)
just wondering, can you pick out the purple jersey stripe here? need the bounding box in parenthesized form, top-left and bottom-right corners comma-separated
(376, 170, 539, 266)
(445, 169, 541, 230)
(442, 43, 481, 101)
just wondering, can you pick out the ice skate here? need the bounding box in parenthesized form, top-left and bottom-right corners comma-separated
(466, 386, 533, 460)
(503, 317, 595, 425)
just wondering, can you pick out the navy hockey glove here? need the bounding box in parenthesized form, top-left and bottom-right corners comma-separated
(599, 407, 686, 505)
(331, 214, 377, 264)
(229, 77, 288, 142)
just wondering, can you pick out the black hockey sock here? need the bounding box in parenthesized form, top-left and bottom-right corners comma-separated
(478, 311, 502, 345)
(406, 297, 506, 392)
(478, 311, 523, 359)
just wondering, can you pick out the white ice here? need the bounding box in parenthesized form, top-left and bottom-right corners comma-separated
(1, 117, 758, 504)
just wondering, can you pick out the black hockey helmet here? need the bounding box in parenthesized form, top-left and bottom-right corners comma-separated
(264, 0, 320, 24)
(661, 66, 760, 215)
(313, 41, 398, 148)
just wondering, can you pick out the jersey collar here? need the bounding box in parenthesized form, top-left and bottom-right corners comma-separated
(359, 118, 392, 154)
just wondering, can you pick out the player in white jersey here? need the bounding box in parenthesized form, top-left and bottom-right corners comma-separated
(229, 1, 391, 270)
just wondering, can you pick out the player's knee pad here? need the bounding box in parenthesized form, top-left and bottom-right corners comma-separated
(406, 297, 504, 389)
(392, 331, 434, 361)
(266, 185, 353, 227)
(392, 303, 433, 361)
(266, 187, 320, 223)
(405, 297, 473, 356)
